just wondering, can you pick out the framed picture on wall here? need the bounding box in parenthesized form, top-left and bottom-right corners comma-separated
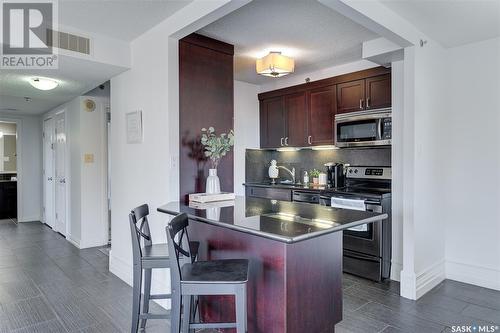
(126, 110, 143, 144)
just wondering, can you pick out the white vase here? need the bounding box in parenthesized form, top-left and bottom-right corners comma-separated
(206, 168, 221, 194)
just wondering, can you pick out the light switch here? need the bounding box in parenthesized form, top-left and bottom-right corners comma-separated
(84, 153, 94, 163)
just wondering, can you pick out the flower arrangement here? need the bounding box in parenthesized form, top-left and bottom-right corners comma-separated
(200, 127, 235, 169)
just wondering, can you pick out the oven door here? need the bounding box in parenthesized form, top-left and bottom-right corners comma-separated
(343, 201, 383, 257)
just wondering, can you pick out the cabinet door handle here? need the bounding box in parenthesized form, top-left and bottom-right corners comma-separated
(280, 137, 284, 146)
(308, 135, 312, 145)
(359, 99, 363, 109)
(366, 98, 370, 108)
(285, 137, 289, 146)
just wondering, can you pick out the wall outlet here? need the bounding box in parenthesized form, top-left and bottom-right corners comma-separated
(84, 153, 94, 164)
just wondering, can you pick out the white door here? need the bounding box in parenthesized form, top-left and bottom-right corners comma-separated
(54, 113, 67, 235)
(43, 118, 55, 228)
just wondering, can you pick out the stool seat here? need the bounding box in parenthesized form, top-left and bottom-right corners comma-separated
(141, 241, 200, 261)
(142, 244, 169, 260)
(181, 259, 249, 284)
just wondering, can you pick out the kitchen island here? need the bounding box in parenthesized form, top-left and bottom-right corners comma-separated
(158, 196, 387, 333)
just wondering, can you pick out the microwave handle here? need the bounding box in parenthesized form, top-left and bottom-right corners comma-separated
(377, 119, 383, 139)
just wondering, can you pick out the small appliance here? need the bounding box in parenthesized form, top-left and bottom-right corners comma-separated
(334, 108, 392, 148)
(325, 162, 345, 188)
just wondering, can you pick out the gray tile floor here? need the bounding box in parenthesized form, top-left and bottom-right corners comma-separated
(1, 219, 499, 333)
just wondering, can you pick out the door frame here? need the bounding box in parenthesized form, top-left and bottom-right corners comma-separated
(43, 109, 70, 237)
(42, 117, 55, 227)
(0, 116, 22, 221)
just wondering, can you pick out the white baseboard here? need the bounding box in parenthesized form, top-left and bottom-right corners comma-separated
(109, 251, 133, 286)
(446, 260, 500, 291)
(66, 235, 81, 249)
(390, 261, 403, 282)
(18, 215, 41, 222)
(416, 259, 445, 299)
(109, 251, 171, 309)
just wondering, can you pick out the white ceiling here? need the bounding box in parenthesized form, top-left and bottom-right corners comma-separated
(1, 0, 193, 116)
(381, 0, 500, 48)
(59, 0, 192, 41)
(0, 56, 127, 115)
(198, 0, 379, 85)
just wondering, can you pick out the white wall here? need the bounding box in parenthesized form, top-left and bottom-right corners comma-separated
(234, 80, 260, 195)
(109, 23, 174, 298)
(0, 114, 42, 222)
(443, 37, 500, 290)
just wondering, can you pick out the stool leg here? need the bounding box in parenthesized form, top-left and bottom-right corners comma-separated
(235, 284, 247, 333)
(131, 264, 142, 333)
(171, 287, 181, 333)
(181, 295, 192, 333)
(140, 268, 152, 329)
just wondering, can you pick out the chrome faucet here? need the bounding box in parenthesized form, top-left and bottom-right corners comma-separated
(277, 165, 295, 184)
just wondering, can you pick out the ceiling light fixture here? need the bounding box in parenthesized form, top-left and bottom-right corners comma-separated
(256, 51, 294, 78)
(29, 77, 59, 90)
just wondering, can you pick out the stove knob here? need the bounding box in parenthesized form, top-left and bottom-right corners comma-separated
(354, 169, 358, 174)
(349, 169, 353, 173)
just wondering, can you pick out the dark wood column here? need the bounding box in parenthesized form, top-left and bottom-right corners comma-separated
(179, 34, 234, 201)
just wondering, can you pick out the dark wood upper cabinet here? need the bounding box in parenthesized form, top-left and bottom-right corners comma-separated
(308, 86, 336, 145)
(284, 92, 308, 147)
(365, 74, 391, 110)
(336, 79, 365, 114)
(260, 97, 285, 148)
(258, 67, 391, 149)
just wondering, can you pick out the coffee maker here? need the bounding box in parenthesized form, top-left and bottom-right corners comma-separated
(325, 162, 345, 188)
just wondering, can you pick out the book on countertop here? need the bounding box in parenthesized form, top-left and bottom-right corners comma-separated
(189, 192, 236, 203)
(188, 200, 235, 210)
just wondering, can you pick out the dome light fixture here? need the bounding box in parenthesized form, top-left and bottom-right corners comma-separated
(29, 77, 59, 90)
(256, 51, 295, 78)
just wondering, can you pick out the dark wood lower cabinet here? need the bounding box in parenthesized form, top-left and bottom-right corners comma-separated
(245, 186, 292, 201)
(0, 181, 17, 219)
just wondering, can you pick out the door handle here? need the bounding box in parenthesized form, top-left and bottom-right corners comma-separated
(366, 98, 370, 108)
(308, 135, 312, 145)
(285, 137, 289, 146)
(280, 137, 284, 146)
(359, 99, 363, 109)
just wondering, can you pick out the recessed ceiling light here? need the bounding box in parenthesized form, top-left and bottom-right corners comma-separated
(29, 77, 59, 90)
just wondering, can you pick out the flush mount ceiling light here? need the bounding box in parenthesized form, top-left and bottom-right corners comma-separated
(256, 51, 294, 78)
(29, 77, 59, 90)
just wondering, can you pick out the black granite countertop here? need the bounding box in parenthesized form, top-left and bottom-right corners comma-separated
(157, 196, 387, 243)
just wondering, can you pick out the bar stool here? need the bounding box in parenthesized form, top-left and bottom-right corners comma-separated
(166, 213, 249, 333)
(129, 204, 199, 333)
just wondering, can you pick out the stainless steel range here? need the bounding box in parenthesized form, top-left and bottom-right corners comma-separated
(320, 166, 392, 281)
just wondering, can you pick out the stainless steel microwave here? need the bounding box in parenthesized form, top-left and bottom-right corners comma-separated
(334, 109, 392, 148)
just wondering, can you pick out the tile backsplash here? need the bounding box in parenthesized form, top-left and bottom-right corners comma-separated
(245, 148, 391, 183)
